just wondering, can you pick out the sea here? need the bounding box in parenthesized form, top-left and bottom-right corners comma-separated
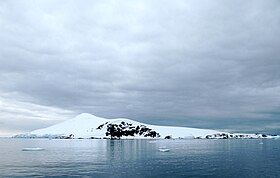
(0, 138, 279, 178)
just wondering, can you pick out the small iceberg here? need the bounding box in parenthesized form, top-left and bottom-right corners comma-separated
(22, 147, 45, 151)
(158, 148, 170, 152)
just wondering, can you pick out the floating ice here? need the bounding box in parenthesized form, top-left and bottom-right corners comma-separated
(22, 148, 45, 151)
(159, 148, 170, 152)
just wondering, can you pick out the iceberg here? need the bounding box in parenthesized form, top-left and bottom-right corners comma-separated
(22, 148, 45, 151)
(159, 148, 170, 152)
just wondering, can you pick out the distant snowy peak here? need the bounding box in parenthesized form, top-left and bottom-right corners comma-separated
(15, 113, 219, 139)
(13, 113, 280, 139)
(71, 113, 107, 122)
(74, 113, 101, 119)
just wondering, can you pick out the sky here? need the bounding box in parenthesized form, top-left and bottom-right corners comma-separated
(0, 0, 280, 135)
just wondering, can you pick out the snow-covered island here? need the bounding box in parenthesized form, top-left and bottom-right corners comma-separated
(14, 113, 279, 139)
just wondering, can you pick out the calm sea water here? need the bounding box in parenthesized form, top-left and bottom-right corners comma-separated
(0, 138, 279, 178)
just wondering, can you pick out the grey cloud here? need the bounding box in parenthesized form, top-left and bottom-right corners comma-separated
(0, 94, 76, 133)
(0, 0, 280, 134)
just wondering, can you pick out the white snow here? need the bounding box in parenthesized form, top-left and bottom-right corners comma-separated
(15, 113, 279, 139)
(22, 148, 45, 151)
(28, 113, 223, 139)
(158, 148, 170, 152)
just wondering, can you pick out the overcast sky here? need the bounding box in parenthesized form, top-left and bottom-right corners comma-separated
(0, 0, 280, 134)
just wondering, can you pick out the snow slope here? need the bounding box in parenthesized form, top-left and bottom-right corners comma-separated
(28, 113, 222, 139)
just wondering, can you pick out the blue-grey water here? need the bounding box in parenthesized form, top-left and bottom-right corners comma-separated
(0, 138, 279, 178)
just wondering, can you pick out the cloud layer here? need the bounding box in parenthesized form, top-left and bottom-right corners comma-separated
(1, 0, 280, 133)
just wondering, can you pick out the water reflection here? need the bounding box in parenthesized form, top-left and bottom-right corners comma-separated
(0, 139, 280, 177)
(107, 139, 155, 161)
